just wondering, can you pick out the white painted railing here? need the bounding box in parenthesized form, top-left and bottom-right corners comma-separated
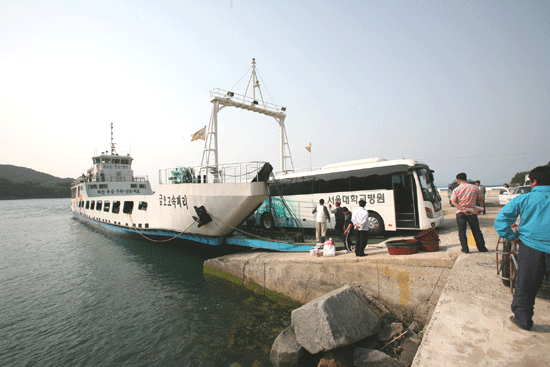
(159, 161, 270, 185)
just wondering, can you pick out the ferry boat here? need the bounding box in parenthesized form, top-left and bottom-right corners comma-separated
(70, 127, 273, 244)
(71, 59, 297, 247)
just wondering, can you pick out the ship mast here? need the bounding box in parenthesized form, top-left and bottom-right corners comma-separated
(110, 122, 116, 155)
(201, 59, 294, 177)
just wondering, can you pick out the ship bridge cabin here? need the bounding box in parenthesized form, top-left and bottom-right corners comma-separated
(71, 153, 153, 199)
(90, 153, 135, 183)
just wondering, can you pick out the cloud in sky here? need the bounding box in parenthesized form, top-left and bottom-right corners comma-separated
(1, 0, 549, 187)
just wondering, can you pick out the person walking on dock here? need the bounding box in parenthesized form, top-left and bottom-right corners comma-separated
(342, 207, 355, 253)
(475, 180, 486, 214)
(351, 200, 369, 257)
(494, 165, 550, 331)
(330, 201, 345, 239)
(451, 172, 488, 253)
(312, 199, 330, 243)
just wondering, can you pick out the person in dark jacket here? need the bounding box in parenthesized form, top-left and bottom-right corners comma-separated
(330, 201, 345, 238)
(342, 207, 355, 253)
(475, 180, 486, 214)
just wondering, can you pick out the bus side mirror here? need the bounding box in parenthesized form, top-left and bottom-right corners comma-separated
(427, 172, 434, 184)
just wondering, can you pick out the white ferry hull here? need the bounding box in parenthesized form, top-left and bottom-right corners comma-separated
(71, 182, 269, 239)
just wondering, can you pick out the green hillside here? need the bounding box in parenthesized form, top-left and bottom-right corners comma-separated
(0, 164, 73, 185)
(0, 164, 73, 199)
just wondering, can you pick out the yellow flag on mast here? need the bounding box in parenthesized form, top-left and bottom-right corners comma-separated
(305, 142, 312, 153)
(191, 126, 206, 142)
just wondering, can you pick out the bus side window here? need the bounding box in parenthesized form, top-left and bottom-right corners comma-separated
(326, 173, 350, 193)
(313, 177, 327, 194)
(280, 177, 314, 196)
(350, 170, 392, 191)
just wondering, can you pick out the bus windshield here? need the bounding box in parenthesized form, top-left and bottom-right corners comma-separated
(417, 168, 441, 203)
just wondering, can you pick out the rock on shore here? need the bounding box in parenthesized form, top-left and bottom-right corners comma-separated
(270, 284, 422, 367)
(292, 285, 381, 355)
(270, 326, 313, 367)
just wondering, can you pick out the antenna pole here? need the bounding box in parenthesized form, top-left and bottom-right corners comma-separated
(110, 122, 116, 155)
(251, 58, 260, 102)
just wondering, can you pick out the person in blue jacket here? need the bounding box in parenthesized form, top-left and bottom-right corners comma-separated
(494, 165, 550, 331)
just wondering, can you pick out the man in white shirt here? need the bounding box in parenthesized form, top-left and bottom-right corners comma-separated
(312, 199, 331, 242)
(352, 199, 369, 257)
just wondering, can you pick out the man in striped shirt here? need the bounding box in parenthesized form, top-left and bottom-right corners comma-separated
(451, 172, 488, 253)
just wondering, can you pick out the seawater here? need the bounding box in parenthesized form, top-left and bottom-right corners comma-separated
(0, 199, 295, 367)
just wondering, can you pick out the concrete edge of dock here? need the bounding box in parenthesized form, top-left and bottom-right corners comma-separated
(203, 238, 462, 325)
(204, 197, 550, 366)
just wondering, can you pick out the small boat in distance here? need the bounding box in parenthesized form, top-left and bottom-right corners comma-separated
(71, 123, 272, 245)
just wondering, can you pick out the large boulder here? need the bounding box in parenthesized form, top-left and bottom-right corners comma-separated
(291, 285, 381, 354)
(353, 348, 401, 367)
(270, 326, 314, 367)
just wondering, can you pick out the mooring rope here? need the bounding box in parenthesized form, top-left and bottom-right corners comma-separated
(209, 213, 311, 246)
(126, 210, 312, 246)
(128, 214, 196, 243)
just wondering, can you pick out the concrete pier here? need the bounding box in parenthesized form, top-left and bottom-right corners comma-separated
(204, 194, 550, 365)
(205, 243, 455, 323)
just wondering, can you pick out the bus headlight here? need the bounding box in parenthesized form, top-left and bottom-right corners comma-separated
(425, 207, 434, 218)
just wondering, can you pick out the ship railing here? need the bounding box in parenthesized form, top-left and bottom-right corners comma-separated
(133, 176, 149, 182)
(108, 176, 127, 182)
(159, 161, 270, 185)
(80, 175, 150, 183)
(209, 88, 286, 117)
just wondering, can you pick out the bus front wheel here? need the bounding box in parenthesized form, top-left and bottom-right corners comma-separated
(260, 212, 275, 230)
(368, 212, 385, 237)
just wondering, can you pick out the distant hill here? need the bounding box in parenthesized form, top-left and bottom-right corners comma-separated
(0, 164, 73, 186)
(510, 160, 550, 185)
(0, 164, 73, 199)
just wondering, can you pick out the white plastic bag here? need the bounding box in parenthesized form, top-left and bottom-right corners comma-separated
(323, 238, 336, 257)
(323, 244, 335, 256)
(310, 244, 325, 256)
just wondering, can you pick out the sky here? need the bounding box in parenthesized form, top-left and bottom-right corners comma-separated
(1, 0, 549, 188)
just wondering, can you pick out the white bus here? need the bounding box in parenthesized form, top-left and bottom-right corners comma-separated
(254, 158, 444, 236)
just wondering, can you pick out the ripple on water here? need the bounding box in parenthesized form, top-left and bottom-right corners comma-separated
(0, 199, 294, 367)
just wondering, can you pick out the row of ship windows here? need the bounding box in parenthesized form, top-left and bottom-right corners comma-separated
(93, 157, 131, 165)
(78, 200, 148, 214)
(86, 184, 147, 189)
